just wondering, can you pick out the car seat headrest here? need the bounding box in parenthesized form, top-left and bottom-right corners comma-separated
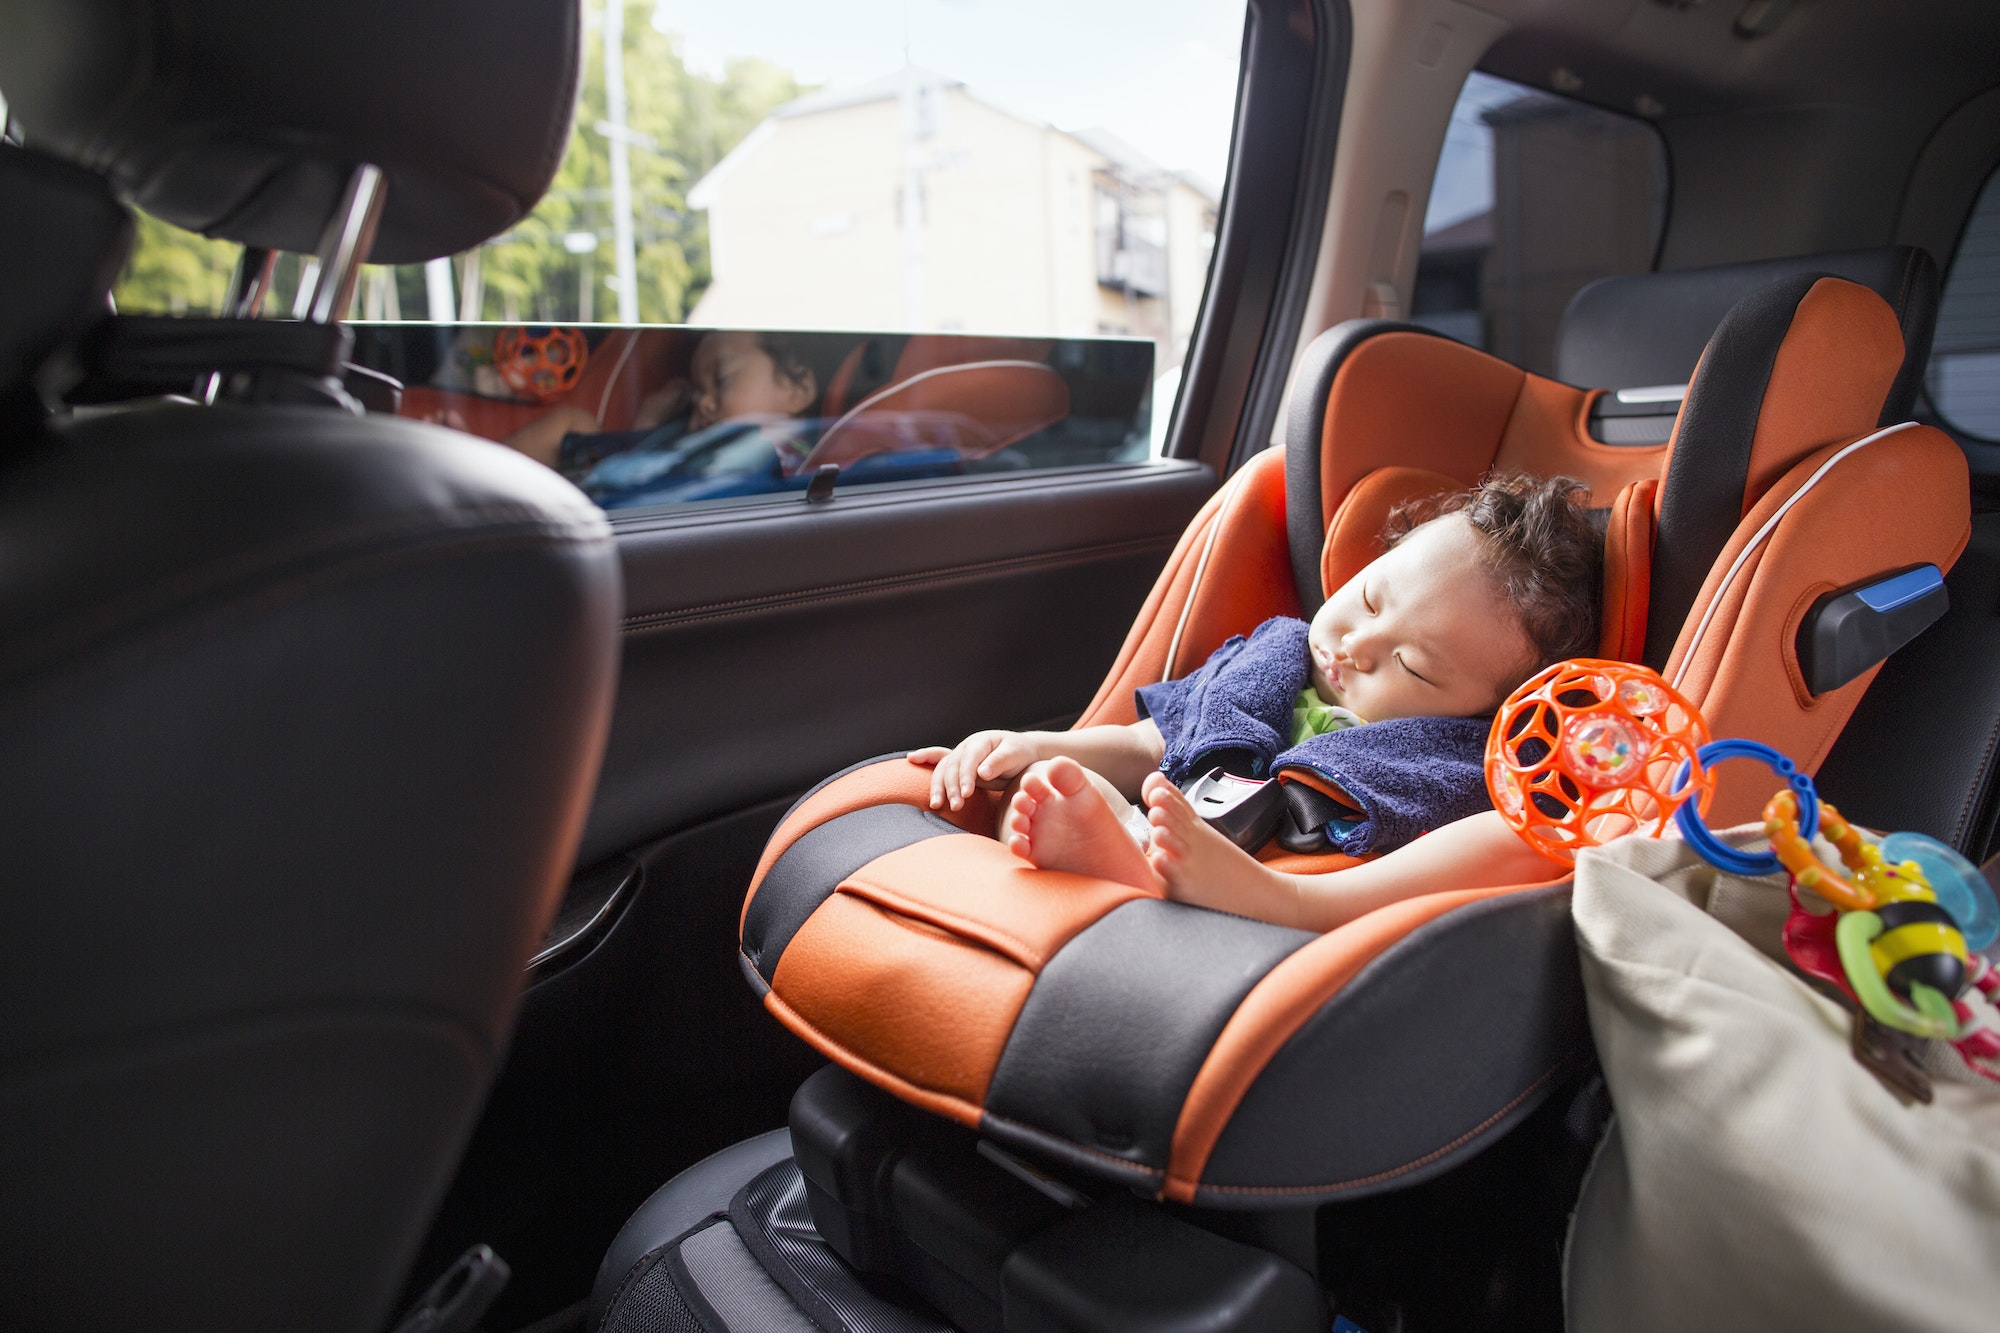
(1644, 274, 1907, 667)
(0, 0, 582, 264)
(0, 147, 130, 409)
(1557, 246, 1938, 422)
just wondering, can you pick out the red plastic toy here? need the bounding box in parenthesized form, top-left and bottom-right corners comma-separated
(493, 325, 589, 404)
(1487, 658, 1715, 867)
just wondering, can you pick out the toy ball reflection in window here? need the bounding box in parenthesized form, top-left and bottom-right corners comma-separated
(494, 326, 589, 404)
(1486, 659, 1715, 867)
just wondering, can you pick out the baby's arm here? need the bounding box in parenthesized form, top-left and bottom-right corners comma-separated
(1143, 774, 1556, 932)
(503, 404, 600, 468)
(910, 720, 1163, 811)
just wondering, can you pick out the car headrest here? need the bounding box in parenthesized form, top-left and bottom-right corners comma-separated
(1644, 274, 1908, 666)
(1557, 246, 1938, 421)
(0, 148, 131, 404)
(0, 0, 582, 264)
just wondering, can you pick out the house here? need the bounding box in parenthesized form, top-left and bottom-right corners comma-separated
(686, 66, 1218, 373)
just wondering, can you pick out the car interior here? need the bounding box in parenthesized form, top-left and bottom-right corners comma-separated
(5, 1, 2000, 1332)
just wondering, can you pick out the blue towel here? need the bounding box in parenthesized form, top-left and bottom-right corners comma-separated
(1136, 617, 1492, 856)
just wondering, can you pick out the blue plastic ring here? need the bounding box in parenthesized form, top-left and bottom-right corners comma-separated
(1671, 739, 1818, 876)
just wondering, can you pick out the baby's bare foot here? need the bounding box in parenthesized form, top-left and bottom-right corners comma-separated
(1003, 758, 1159, 892)
(1144, 773, 1301, 926)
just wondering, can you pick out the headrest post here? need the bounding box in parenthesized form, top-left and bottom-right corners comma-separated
(226, 248, 279, 319)
(200, 246, 280, 403)
(302, 164, 386, 325)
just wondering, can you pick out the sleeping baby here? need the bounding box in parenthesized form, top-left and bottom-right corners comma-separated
(908, 471, 1603, 931)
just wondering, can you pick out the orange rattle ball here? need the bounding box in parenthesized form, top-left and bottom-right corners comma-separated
(494, 325, 589, 405)
(1486, 658, 1714, 867)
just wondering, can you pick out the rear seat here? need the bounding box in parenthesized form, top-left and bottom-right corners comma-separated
(592, 256, 1967, 1333)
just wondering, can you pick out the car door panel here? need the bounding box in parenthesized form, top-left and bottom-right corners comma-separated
(579, 460, 1214, 864)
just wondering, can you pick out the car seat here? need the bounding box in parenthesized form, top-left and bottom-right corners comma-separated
(591, 256, 1965, 1332)
(0, 4, 620, 1331)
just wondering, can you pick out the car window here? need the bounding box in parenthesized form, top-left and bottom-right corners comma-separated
(1413, 71, 1668, 379)
(108, 0, 1245, 510)
(349, 323, 1154, 509)
(1926, 165, 2000, 443)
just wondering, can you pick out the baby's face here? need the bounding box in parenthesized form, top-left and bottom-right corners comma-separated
(1306, 514, 1537, 721)
(688, 331, 813, 431)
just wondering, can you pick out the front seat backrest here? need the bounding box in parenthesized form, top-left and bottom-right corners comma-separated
(1557, 245, 1940, 423)
(0, 4, 616, 1331)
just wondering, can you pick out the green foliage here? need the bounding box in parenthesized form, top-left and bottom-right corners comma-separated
(111, 1, 808, 323)
(113, 210, 239, 315)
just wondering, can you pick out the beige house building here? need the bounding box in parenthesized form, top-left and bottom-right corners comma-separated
(687, 67, 1218, 373)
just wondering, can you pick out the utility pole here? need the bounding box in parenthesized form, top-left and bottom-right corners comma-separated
(603, 0, 640, 323)
(424, 258, 456, 323)
(899, 65, 932, 331)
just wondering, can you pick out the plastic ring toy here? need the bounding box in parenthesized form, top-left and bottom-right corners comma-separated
(1672, 738, 1818, 876)
(1836, 909, 1962, 1040)
(1486, 659, 1714, 867)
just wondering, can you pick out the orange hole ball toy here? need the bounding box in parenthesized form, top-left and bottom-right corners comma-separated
(1486, 658, 1715, 867)
(493, 325, 589, 405)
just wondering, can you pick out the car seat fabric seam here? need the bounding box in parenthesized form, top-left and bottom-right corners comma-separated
(835, 877, 1049, 970)
(1670, 422, 1917, 692)
(1164, 504, 1228, 680)
(596, 330, 643, 423)
(1957, 715, 2000, 852)
(1, 504, 606, 688)
(760, 991, 983, 1128)
(1183, 1053, 1576, 1198)
(0, 996, 498, 1081)
(600, 1211, 732, 1333)
(0, 528, 597, 724)
(977, 1109, 1169, 1180)
(620, 534, 1171, 633)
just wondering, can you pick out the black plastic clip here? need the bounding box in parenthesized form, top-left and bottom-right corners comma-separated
(1185, 768, 1287, 851)
(806, 463, 840, 503)
(1796, 564, 1947, 695)
(388, 1244, 509, 1333)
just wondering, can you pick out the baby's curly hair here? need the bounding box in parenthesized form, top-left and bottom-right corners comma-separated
(1382, 472, 1604, 673)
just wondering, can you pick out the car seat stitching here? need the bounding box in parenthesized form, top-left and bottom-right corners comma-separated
(762, 990, 984, 1126)
(1183, 1053, 1577, 1197)
(3, 501, 605, 682)
(595, 330, 644, 424)
(1670, 421, 1918, 691)
(1956, 715, 2000, 850)
(0, 528, 591, 721)
(837, 875, 1051, 969)
(619, 535, 1171, 632)
(978, 1110, 1168, 1179)
(1163, 499, 1229, 681)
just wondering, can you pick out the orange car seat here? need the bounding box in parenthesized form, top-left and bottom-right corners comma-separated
(593, 259, 1964, 1333)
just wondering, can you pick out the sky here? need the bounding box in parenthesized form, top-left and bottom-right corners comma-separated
(655, 0, 1248, 190)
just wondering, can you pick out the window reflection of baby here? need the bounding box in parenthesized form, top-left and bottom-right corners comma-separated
(501, 331, 820, 500)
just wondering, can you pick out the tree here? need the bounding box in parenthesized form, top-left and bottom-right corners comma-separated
(112, 2, 808, 324)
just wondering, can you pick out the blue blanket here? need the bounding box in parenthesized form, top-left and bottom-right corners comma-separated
(1135, 617, 1492, 855)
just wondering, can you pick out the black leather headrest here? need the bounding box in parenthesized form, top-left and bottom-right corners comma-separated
(0, 0, 582, 264)
(1557, 246, 1939, 421)
(0, 148, 131, 407)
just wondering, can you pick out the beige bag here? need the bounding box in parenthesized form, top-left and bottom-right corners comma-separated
(1565, 831, 2000, 1333)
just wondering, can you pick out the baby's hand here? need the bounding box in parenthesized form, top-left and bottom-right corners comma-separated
(907, 731, 1041, 811)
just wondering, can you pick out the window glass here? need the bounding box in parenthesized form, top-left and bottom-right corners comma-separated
(351, 324, 1155, 508)
(1927, 167, 2000, 443)
(110, 0, 1245, 509)
(1413, 72, 1668, 379)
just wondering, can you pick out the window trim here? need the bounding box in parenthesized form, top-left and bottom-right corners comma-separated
(1170, 0, 1351, 476)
